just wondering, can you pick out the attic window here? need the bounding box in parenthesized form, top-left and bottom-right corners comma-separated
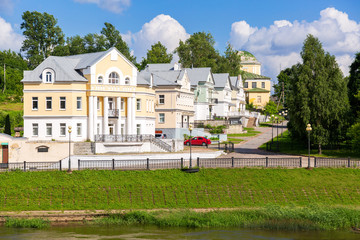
(125, 77, 130, 85)
(45, 72, 52, 83)
(37, 145, 49, 152)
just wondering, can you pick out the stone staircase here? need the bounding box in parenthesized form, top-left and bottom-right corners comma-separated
(247, 117, 256, 128)
(149, 136, 172, 152)
(74, 142, 95, 155)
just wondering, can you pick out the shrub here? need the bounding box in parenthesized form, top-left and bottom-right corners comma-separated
(347, 122, 360, 152)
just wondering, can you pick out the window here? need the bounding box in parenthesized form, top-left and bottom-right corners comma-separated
(45, 72, 52, 83)
(159, 95, 165, 104)
(262, 82, 265, 88)
(121, 124, 124, 135)
(97, 97, 100, 110)
(244, 82, 248, 88)
(37, 146, 49, 152)
(159, 113, 165, 123)
(136, 99, 141, 111)
(77, 123, 82, 136)
(60, 97, 66, 110)
(32, 97, 38, 110)
(60, 123, 66, 136)
(77, 97, 82, 110)
(257, 96, 261, 103)
(46, 97, 52, 110)
(136, 124, 141, 135)
(125, 77, 130, 85)
(109, 72, 119, 84)
(98, 76, 103, 84)
(32, 123, 38, 136)
(252, 82, 257, 88)
(46, 123, 52, 136)
(121, 98, 125, 111)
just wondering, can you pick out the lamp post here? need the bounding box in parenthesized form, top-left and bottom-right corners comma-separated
(306, 124, 312, 168)
(68, 126, 72, 172)
(189, 124, 193, 168)
(281, 111, 285, 137)
(271, 114, 274, 143)
(275, 117, 279, 151)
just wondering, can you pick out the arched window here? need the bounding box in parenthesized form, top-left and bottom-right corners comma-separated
(98, 76, 103, 84)
(45, 72, 52, 83)
(125, 77, 130, 85)
(108, 72, 119, 84)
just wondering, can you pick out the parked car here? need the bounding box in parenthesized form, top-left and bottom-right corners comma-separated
(184, 136, 211, 146)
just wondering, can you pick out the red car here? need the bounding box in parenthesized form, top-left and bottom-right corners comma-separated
(184, 136, 211, 146)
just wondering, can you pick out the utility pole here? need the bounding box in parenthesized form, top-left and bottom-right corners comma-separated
(2, 63, 5, 93)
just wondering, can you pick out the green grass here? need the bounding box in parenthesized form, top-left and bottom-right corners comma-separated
(226, 138, 244, 143)
(0, 102, 23, 111)
(228, 127, 261, 137)
(259, 130, 360, 159)
(4, 218, 50, 229)
(0, 168, 360, 211)
(94, 206, 360, 230)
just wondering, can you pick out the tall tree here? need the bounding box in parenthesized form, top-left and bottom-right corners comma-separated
(347, 52, 360, 122)
(175, 32, 220, 70)
(273, 65, 299, 108)
(4, 114, 11, 135)
(215, 43, 241, 76)
(139, 41, 173, 70)
(287, 35, 349, 154)
(21, 11, 65, 68)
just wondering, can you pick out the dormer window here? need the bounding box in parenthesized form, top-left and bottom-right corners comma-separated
(125, 77, 130, 85)
(45, 72, 52, 83)
(98, 76, 103, 84)
(109, 72, 119, 84)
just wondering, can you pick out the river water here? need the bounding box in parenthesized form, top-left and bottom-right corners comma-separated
(0, 225, 359, 240)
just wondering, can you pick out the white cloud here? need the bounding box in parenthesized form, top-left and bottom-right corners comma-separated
(74, 0, 130, 13)
(229, 7, 360, 80)
(124, 14, 190, 60)
(0, 17, 24, 51)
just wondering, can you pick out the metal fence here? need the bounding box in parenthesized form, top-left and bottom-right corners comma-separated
(0, 157, 359, 172)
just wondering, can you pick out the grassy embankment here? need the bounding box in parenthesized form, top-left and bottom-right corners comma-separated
(0, 102, 23, 135)
(227, 127, 261, 144)
(259, 130, 360, 159)
(1, 168, 360, 230)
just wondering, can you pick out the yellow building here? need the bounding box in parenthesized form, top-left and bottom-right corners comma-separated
(22, 48, 156, 142)
(238, 51, 261, 75)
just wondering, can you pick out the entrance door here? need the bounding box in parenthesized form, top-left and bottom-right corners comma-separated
(109, 124, 114, 135)
(2, 145, 8, 164)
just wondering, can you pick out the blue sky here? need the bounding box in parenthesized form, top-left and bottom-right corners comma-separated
(0, 0, 359, 81)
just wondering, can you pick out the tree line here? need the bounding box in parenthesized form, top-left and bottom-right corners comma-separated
(273, 35, 360, 154)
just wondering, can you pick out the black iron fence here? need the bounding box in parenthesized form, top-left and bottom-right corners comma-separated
(217, 142, 235, 152)
(1, 157, 359, 172)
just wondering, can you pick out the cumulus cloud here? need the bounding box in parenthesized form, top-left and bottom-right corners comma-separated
(0, 17, 24, 51)
(229, 7, 360, 80)
(123, 14, 190, 60)
(74, 0, 131, 13)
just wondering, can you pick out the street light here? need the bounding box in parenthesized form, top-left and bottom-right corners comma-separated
(68, 126, 72, 172)
(281, 111, 285, 137)
(306, 123, 312, 168)
(189, 124, 193, 168)
(271, 114, 274, 143)
(275, 117, 279, 151)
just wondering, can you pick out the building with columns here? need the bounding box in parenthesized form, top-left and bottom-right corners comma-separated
(22, 48, 156, 142)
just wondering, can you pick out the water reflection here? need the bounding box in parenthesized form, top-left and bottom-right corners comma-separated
(0, 225, 358, 240)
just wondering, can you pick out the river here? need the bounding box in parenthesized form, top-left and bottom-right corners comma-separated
(0, 225, 359, 239)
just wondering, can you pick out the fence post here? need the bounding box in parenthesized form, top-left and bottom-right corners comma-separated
(197, 157, 200, 167)
(147, 158, 150, 170)
(299, 157, 302, 168)
(78, 159, 80, 171)
(266, 157, 268, 167)
(181, 157, 183, 168)
(225, 143, 228, 151)
(218, 142, 220, 150)
(231, 157, 234, 168)
(59, 160, 62, 171)
(266, 142, 268, 151)
(314, 157, 317, 168)
(348, 157, 351, 168)
(112, 158, 115, 170)
(23, 161, 26, 172)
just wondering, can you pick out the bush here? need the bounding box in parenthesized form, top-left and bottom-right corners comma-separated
(347, 122, 360, 152)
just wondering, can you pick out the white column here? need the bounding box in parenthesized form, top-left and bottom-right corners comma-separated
(103, 96, 109, 134)
(116, 97, 121, 135)
(93, 96, 97, 137)
(88, 96, 94, 141)
(131, 97, 136, 134)
(126, 97, 131, 134)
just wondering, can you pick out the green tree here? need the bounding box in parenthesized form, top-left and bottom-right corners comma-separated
(273, 65, 299, 108)
(287, 35, 349, 154)
(21, 11, 65, 68)
(347, 52, 360, 121)
(175, 32, 220, 71)
(215, 43, 241, 76)
(263, 101, 278, 116)
(4, 114, 11, 135)
(139, 41, 173, 70)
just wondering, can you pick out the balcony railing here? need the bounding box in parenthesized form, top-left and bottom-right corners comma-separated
(108, 109, 119, 117)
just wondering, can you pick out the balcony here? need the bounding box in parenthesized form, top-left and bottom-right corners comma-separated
(108, 109, 119, 118)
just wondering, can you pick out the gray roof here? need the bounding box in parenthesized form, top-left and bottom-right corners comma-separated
(145, 63, 177, 72)
(137, 71, 152, 85)
(64, 48, 113, 69)
(213, 73, 231, 89)
(138, 70, 185, 87)
(185, 68, 212, 86)
(230, 76, 238, 90)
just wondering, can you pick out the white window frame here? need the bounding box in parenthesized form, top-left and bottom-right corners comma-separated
(108, 72, 119, 84)
(32, 123, 38, 136)
(159, 113, 165, 123)
(46, 123, 52, 136)
(46, 97, 52, 110)
(77, 97, 82, 110)
(45, 72, 52, 83)
(125, 77, 130, 85)
(60, 96, 66, 110)
(159, 95, 165, 104)
(60, 123, 66, 136)
(77, 123, 82, 136)
(32, 97, 38, 110)
(97, 76, 103, 84)
(136, 99, 141, 111)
